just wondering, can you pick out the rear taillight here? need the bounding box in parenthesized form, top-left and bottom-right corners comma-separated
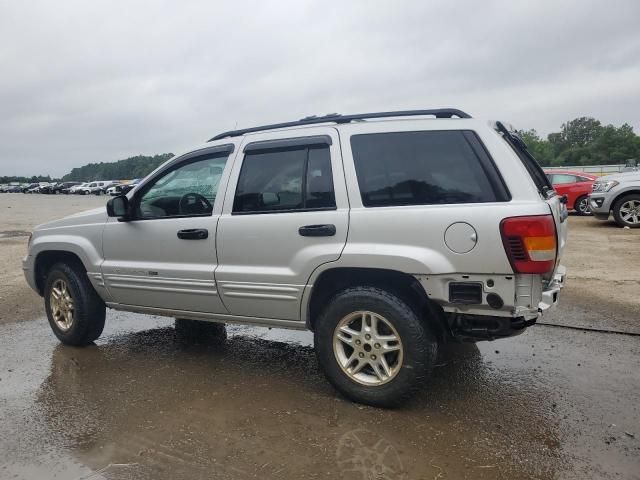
(500, 215, 557, 274)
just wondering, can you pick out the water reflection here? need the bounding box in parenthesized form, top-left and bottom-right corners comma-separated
(34, 325, 560, 479)
(336, 429, 406, 480)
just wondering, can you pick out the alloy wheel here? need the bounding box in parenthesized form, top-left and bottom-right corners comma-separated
(50, 278, 75, 331)
(577, 197, 591, 214)
(333, 311, 403, 386)
(619, 200, 640, 225)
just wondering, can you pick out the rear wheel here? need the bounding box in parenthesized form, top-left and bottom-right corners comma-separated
(175, 319, 227, 345)
(314, 286, 437, 407)
(574, 195, 591, 216)
(613, 194, 640, 228)
(44, 262, 106, 346)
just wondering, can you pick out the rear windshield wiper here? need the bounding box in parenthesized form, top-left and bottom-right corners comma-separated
(494, 121, 556, 199)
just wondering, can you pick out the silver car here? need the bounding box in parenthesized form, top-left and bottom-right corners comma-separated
(23, 109, 567, 406)
(590, 171, 640, 227)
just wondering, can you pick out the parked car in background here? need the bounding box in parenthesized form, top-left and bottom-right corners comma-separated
(622, 159, 638, 172)
(5, 185, 22, 193)
(26, 182, 52, 194)
(590, 171, 640, 228)
(108, 179, 141, 196)
(22, 183, 39, 193)
(79, 181, 114, 195)
(544, 170, 597, 215)
(105, 183, 123, 196)
(52, 182, 82, 194)
(39, 183, 59, 194)
(65, 183, 89, 194)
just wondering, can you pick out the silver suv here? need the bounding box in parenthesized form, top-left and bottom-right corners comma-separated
(590, 171, 640, 227)
(23, 109, 567, 406)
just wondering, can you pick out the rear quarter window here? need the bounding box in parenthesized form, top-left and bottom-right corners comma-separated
(350, 130, 508, 207)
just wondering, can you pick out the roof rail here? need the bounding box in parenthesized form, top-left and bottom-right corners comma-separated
(208, 108, 471, 141)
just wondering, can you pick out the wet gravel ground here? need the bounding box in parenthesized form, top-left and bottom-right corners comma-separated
(1, 194, 639, 479)
(0, 310, 638, 480)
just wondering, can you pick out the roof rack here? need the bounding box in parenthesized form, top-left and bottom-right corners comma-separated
(208, 108, 471, 141)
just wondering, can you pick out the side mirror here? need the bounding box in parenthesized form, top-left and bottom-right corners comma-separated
(261, 192, 280, 207)
(107, 195, 129, 219)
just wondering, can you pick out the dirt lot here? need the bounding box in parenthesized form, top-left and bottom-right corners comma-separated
(0, 194, 106, 323)
(0, 193, 639, 479)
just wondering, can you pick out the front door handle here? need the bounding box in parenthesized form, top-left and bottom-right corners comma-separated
(177, 228, 208, 240)
(298, 224, 336, 237)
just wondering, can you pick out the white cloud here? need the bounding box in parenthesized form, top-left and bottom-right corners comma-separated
(0, 0, 639, 176)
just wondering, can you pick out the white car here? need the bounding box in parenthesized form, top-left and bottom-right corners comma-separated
(106, 183, 124, 196)
(79, 181, 114, 195)
(68, 183, 90, 194)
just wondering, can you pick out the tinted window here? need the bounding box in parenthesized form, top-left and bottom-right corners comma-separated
(137, 153, 228, 218)
(233, 145, 335, 214)
(550, 174, 577, 185)
(306, 147, 335, 209)
(351, 131, 500, 207)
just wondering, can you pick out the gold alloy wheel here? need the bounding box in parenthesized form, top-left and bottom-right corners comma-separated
(333, 311, 404, 386)
(50, 278, 75, 331)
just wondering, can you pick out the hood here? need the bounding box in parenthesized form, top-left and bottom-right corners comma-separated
(35, 207, 108, 231)
(595, 171, 640, 183)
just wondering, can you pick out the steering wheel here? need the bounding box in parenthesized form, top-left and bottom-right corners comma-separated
(178, 193, 212, 215)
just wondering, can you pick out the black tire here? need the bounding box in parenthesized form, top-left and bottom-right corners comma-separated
(174, 319, 227, 345)
(314, 286, 438, 408)
(44, 262, 106, 346)
(574, 195, 591, 216)
(612, 194, 640, 228)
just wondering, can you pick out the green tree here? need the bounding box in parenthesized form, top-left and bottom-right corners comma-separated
(560, 117, 603, 148)
(62, 153, 174, 181)
(519, 129, 555, 166)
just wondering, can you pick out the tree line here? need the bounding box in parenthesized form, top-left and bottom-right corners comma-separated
(1, 153, 173, 184)
(61, 153, 174, 181)
(519, 117, 640, 166)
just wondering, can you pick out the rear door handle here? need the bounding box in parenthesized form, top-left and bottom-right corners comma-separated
(177, 228, 208, 240)
(298, 224, 336, 237)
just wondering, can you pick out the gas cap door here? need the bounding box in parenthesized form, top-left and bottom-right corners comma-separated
(444, 222, 478, 254)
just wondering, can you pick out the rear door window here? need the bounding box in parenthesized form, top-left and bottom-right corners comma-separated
(233, 144, 336, 214)
(350, 130, 508, 207)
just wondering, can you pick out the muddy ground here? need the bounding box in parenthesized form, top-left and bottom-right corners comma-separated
(0, 193, 638, 479)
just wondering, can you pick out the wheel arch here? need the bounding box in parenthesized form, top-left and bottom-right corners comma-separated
(34, 250, 87, 295)
(305, 267, 448, 340)
(611, 189, 640, 210)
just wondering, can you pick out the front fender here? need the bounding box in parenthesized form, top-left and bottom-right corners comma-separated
(30, 235, 103, 273)
(26, 229, 110, 301)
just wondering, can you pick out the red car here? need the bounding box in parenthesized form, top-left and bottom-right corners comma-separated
(544, 170, 597, 215)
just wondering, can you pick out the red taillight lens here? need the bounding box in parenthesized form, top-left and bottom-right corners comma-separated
(500, 215, 557, 274)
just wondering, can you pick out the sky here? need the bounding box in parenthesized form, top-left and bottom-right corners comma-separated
(1, 0, 639, 177)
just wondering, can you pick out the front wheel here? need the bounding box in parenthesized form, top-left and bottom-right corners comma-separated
(613, 194, 640, 228)
(574, 195, 591, 216)
(44, 262, 106, 346)
(314, 287, 437, 407)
